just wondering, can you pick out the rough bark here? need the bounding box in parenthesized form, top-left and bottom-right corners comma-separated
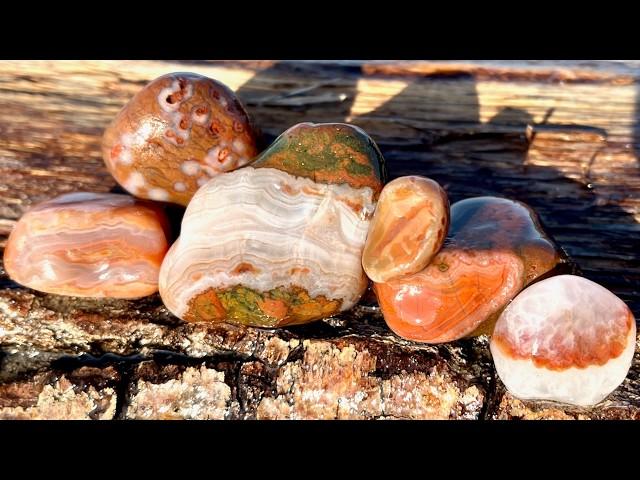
(0, 366, 119, 420)
(0, 60, 638, 419)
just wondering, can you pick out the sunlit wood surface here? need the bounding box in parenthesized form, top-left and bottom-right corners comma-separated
(0, 60, 638, 419)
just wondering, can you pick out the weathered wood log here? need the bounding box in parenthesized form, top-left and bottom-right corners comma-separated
(0, 60, 638, 419)
(0, 365, 119, 420)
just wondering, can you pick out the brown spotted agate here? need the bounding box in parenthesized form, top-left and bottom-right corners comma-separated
(374, 196, 562, 343)
(362, 176, 450, 283)
(102, 72, 259, 206)
(4, 193, 170, 298)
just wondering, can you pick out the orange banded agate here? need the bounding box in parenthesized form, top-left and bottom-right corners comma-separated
(4, 192, 170, 298)
(362, 176, 449, 283)
(374, 196, 561, 343)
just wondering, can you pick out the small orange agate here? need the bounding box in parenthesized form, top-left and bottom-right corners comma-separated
(362, 176, 449, 283)
(4, 193, 170, 298)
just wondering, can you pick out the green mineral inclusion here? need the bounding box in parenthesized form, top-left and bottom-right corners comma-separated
(437, 262, 449, 272)
(217, 286, 270, 326)
(253, 123, 386, 184)
(196, 284, 339, 328)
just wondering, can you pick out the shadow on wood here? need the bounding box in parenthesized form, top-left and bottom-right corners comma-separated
(350, 72, 639, 315)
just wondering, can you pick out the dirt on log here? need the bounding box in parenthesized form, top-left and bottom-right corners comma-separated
(0, 60, 638, 419)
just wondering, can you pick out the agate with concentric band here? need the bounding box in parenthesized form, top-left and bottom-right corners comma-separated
(159, 122, 386, 327)
(4, 192, 170, 298)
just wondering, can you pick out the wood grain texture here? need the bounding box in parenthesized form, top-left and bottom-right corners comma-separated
(0, 60, 638, 419)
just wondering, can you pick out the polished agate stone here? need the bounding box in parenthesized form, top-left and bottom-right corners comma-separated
(491, 275, 636, 406)
(159, 122, 386, 327)
(362, 176, 449, 283)
(4, 193, 170, 298)
(375, 196, 562, 343)
(102, 72, 259, 206)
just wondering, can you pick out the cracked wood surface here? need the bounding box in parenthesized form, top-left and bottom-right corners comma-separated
(0, 60, 638, 419)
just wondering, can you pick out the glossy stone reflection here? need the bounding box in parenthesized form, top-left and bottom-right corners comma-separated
(4, 193, 170, 298)
(375, 196, 562, 343)
(362, 176, 449, 283)
(491, 275, 636, 406)
(159, 122, 386, 327)
(102, 72, 259, 206)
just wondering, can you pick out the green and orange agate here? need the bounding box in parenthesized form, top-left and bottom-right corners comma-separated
(184, 284, 342, 327)
(158, 122, 387, 328)
(253, 122, 386, 195)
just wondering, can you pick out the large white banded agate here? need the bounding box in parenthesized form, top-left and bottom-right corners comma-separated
(159, 167, 376, 327)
